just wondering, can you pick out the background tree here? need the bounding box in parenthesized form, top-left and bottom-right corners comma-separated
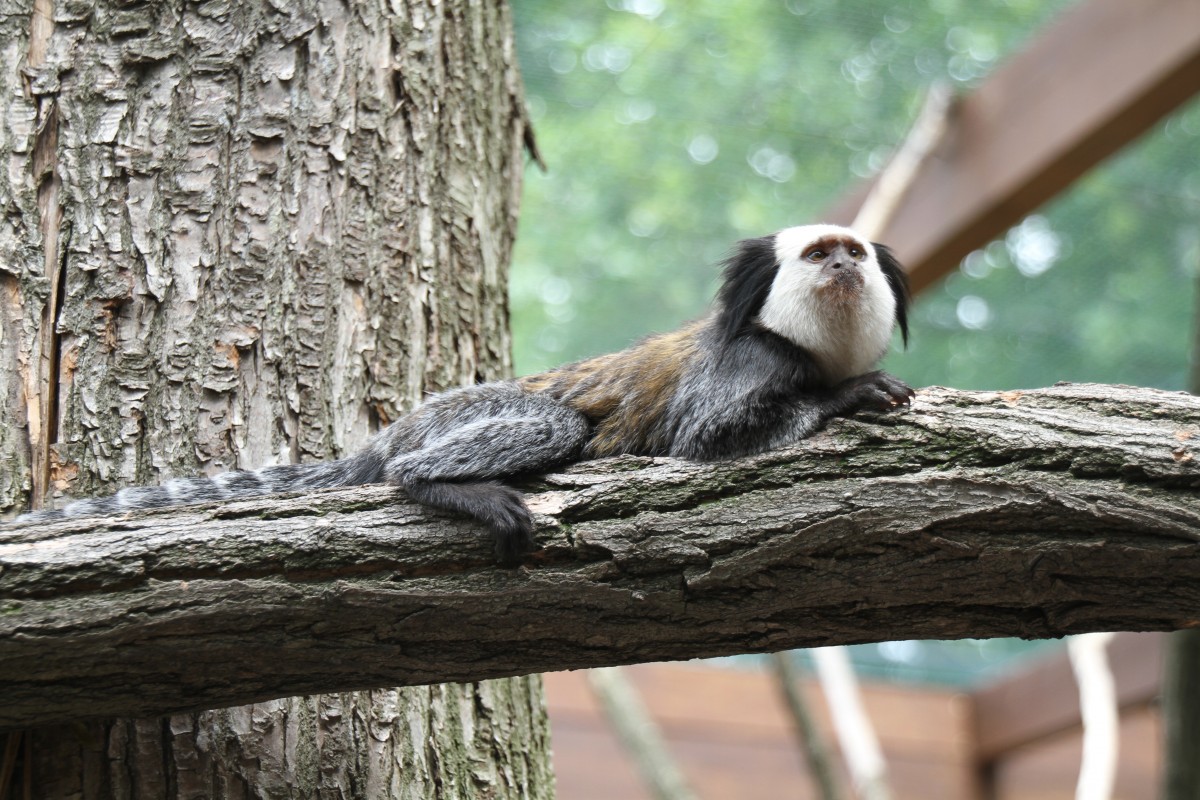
(0, 0, 553, 797)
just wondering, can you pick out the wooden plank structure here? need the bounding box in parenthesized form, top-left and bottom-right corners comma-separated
(543, 633, 1165, 799)
(545, 663, 979, 800)
(973, 632, 1164, 764)
(978, 633, 1165, 800)
(827, 0, 1200, 293)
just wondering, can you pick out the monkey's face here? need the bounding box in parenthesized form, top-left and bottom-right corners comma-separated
(767, 224, 891, 311)
(799, 236, 869, 302)
(756, 224, 898, 381)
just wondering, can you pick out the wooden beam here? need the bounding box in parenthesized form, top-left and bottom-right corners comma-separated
(828, 0, 1200, 293)
(970, 631, 1165, 763)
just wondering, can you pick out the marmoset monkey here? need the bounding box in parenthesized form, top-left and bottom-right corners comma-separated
(20, 224, 913, 564)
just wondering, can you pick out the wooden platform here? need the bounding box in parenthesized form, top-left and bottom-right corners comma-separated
(544, 634, 1165, 799)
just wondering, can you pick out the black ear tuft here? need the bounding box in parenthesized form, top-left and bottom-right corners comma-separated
(716, 235, 779, 345)
(873, 243, 910, 348)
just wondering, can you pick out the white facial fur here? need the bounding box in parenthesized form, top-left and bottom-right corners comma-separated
(757, 224, 898, 384)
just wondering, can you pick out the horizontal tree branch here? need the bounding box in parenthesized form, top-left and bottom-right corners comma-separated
(2, 384, 1199, 730)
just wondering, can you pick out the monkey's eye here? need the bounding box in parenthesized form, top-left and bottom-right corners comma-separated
(849, 247, 864, 260)
(805, 249, 826, 262)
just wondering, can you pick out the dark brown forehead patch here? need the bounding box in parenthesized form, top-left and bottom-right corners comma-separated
(803, 235, 865, 254)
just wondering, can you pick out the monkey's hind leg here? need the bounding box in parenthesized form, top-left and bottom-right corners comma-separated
(385, 400, 590, 565)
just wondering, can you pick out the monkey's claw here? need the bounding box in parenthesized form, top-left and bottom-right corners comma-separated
(876, 372, 916, 407)
(839, 370, 915, 412)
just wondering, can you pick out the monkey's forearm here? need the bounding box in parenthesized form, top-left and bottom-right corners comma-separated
(761, 372, 914, 452)
(671, 371, 913, 461)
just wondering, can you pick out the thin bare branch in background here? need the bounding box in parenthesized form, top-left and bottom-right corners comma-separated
(813, 647, 891, 800)
(851, 81, 956, 241)
(770, 652, 844, 800)
(1068, 632, 1118, 800)
(587, 667, 699, 800)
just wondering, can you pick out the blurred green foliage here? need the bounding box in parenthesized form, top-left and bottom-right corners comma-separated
(510, 0, 1200, 392)
(896, 117, 1200, 391)
(508, 1, 1200, 685)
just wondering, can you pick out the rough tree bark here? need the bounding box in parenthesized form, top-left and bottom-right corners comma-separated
(0, 0, 553, 797)
(3, 383, 1199, 730)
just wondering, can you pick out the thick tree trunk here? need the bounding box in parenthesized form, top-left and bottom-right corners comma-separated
(3, 383, 1199, 730)
(1158, 250, 1200, 800)
(1162, 630, 1200, 800)
(0, 0, 553, 797)
(22, 684, 552, 799)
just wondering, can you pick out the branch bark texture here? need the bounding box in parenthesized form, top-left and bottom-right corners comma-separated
(4, 383, 1199, 731)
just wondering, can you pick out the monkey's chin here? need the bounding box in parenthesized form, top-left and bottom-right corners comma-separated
(818, 275, 864, 306)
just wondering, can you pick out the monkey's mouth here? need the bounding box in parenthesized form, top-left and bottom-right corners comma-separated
(821, 268, 864, 303)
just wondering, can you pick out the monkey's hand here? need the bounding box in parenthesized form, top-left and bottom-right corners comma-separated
(829, 370, 915, 416)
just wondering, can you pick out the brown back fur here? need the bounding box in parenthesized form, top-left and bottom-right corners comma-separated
(518, 321, 705, 457)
